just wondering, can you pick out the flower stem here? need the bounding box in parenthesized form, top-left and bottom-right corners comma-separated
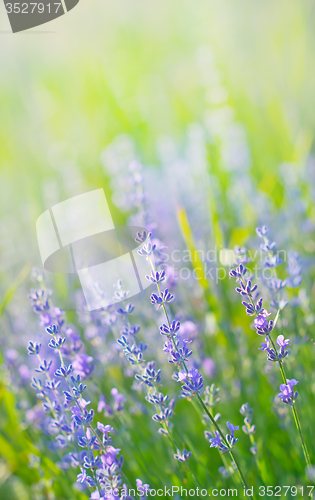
(291, 405, 311, 467)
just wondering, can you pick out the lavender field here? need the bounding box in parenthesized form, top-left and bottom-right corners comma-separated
(0, 1, 315, 499)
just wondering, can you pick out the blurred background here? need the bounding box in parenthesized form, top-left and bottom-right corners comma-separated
(0, 0, 315, 498)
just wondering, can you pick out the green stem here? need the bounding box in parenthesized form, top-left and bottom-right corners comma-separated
(291, 405, 311, 467)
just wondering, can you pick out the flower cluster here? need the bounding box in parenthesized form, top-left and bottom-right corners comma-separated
(29, 277, 65, 330)
(230, 227, 301, 413)
(277, 379, 299, 406)
(229, 259, 274, 337)
(258, 334, 290, 362)
(136, 231, 243, 467)
(97, 389, 127, 417)
(27, 275, 151, 500)
(176, 368, 203, 398)
(206, 422, 239, 453)
(137, 234, 200, 400)
(28, 322, 128, 499)
(115, 281, 179, 454)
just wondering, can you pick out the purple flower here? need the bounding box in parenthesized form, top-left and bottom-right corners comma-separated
(111, 388, 126, 412)
(229, 263, 247, 278)
(278, 379, 299, 405)
(97, 422, 113, 434)
(258, 335, 278, 361)
(264, 255, 282, 268)
(137, 241, 156, 257)
(254, 311, 270, 330)
(209, 431, 229, 452)
(187, 368, 202, 383)
(242, 297, 264, 316)
(163, 340, 173, 353)
(256, 226, 268, 237)
(177, 370, 187, 381)
(136, 479, 151, 499)
(145, 269, 166, 284)
(235, 279, 258, 297)
(135, 230, 151, 243)
(77, 467, 87, 483)
(226, 422, 239, 437)
(27, 341, 41, 355)
(27, 280, 127, 500)
(100, 446, 121, 467)
(121, 325, 140, 336)
(40, 313, 52, 327)
(160, 320, 180, 337)
(174, 448, 192, 462)
(29, 288, 51, 313)
(258, 337, 270, 351)
(226, 422, 239, 447)
(254, 311, 274, 335)
(117, 303, 135, 316)
(72, 354, 94, 379)
(97, 395, 112, 416)
(181, 370, 203, 397)
(168, 346, 192, 364)
(268, 278, 287, 291)
(277, 335, 290, 358)
(286, 252, 302, 290)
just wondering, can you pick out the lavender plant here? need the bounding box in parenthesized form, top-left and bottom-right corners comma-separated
(136, 230, 252, 496)
(229, 226, 312, 471)
(27, 277, 150, 500)
(114, 280, 184, 461)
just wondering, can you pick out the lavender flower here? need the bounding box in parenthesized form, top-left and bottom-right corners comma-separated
(209, 431, 229, 452)
(254, 311, 274, 335)
(179, 369, 204, 397)
(278, 379, 299, 406)
(174, 449, 192, 462)
(276, 335, 290, 359)
(226, 422, 240, 447)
